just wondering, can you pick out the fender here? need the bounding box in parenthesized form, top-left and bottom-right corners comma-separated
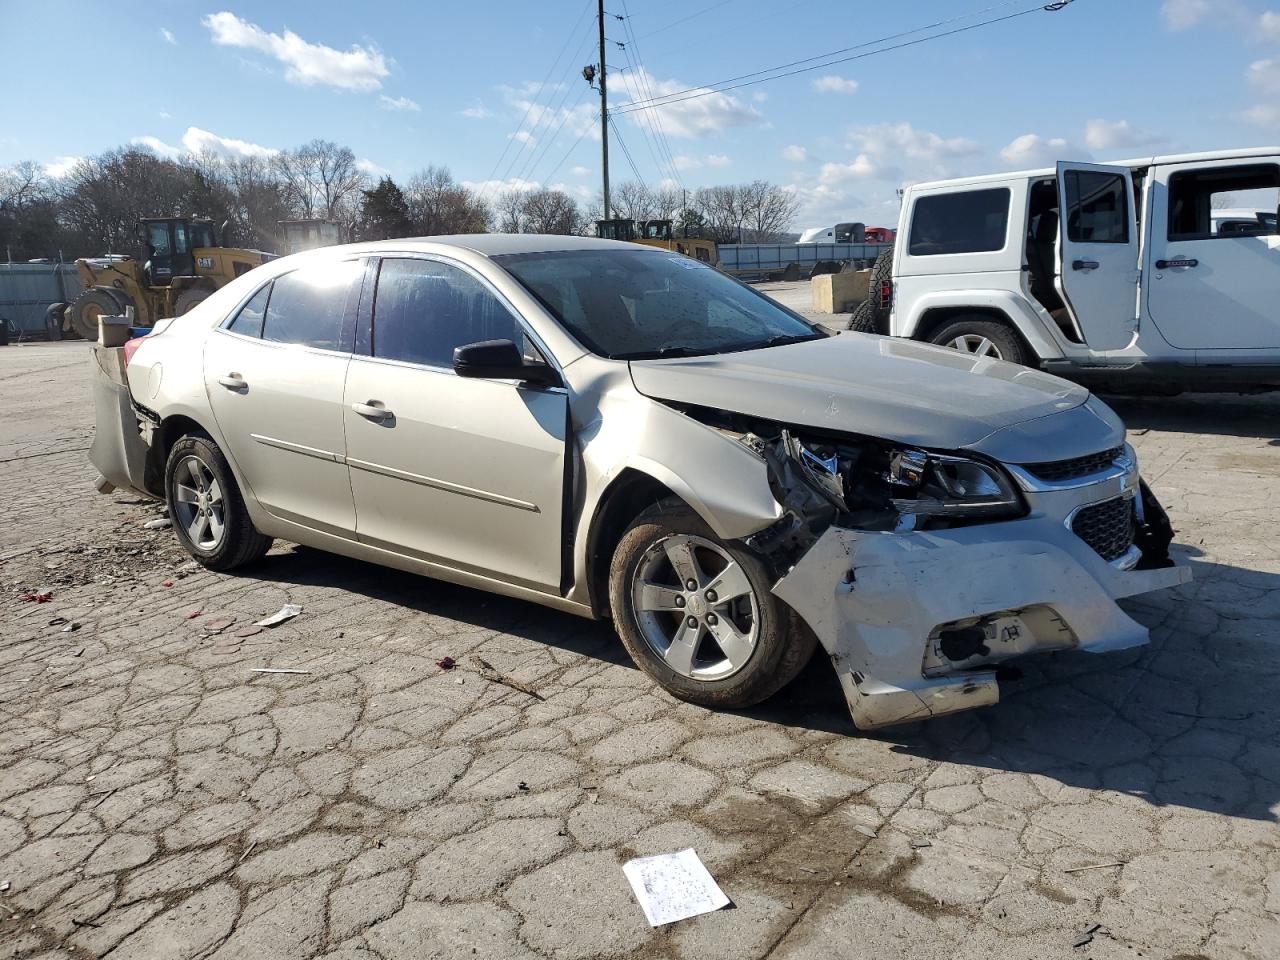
(895, 288, 1068, 361)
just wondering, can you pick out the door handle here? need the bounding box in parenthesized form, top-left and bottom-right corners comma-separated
(351, 401, 393, 421)
(1071, 259, 1100, 271)
(217, 373, 246, 390)
(1155, 258, 1198, 270)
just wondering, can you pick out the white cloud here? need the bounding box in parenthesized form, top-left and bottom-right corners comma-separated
(617, 68, 761, 139)
(509, 130, 536, 146)
(1262, 11, 1280, 39)
(461, 177, 540, 195)
(356, 158, 388, 176)
(1083, 119, 1163, 151)
(782, 144, 809, 163)
(1000, 133, 1091, 167)
(673, 153, 732, 171)
(706, 153, 730, 168)
(44, 156, 81, 178)
(571, 165, 590, 177)
(819, 154, 881, 184)
(1243, 102, 1280, 128)
(1160, 0, 1214, 29)
(202, 11, 389, 92)
(752, 91, 768, 102)
(379, 95, 420, 112)
(460, 102, 491, 119)
(160, 27, 177, 45)
(158, 110, 172, 120)
(500, 82, 598, 143)
(844, 122, 982, 183)
(1248, 57, 1280, 94)
(813, 75, 859, 95)
(132, 126, 279, 160)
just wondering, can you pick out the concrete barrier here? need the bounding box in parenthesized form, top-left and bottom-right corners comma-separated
(810, 269, 871, 314)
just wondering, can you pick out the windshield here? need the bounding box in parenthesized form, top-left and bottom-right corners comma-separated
(493, 249, 820, 359)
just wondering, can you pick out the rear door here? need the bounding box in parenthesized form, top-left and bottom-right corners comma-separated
(1145, 159, 1280, 350)
(1055, 162, 1139, 350)
(343, 256, 568, 591)
(204, 257, 364, 535)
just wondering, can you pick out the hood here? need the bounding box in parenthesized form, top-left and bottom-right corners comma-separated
(629, 334, 1123, 462)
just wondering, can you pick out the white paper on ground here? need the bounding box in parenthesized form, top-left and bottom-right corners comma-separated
(622, 848, 730, 927)
(256, 604, 302, 628)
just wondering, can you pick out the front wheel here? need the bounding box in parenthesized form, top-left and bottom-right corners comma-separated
(608, 499, 816, 709)
(929, 317, 1031, 366)
(165, 435, 272, 571)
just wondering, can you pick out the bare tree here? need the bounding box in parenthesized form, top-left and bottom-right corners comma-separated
(404, 166, 490, 235)
(0, 161, 45, 215)
(273, 139, 367, 224)
(739, 179, 800, 242)
(519, 189, 584, 235)
(694, 184, 745, 244)
(494, 190, 526, 233)
(612, 181, 652, 220)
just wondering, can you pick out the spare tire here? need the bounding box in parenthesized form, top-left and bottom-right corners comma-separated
(854, 246, 895, 335)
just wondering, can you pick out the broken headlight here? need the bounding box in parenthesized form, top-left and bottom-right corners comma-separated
(888, 450, 1024, 521)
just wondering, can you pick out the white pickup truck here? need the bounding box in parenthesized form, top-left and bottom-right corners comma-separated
(857, 148, 1280, 393)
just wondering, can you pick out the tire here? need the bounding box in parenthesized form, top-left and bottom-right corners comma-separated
(854, 246, 895, 335)
(165, 434, 272, 571)
(608, 498, 817, 709)
(174, 287, 212, 316)
(45, 302, 67, 340)
(66, 288, 123, 341)
(848, 297, 882, 334)
(928, 316, 1031, 366)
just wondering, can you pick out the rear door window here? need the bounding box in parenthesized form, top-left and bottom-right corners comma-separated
(909, 188, 1011, 256)
(1168, 164, 1280, 240)
(226, 284, 270, 338)
(371, 258, 522, 368)
(1063, 171, 1129, 243)
(261, 259, 363, 351)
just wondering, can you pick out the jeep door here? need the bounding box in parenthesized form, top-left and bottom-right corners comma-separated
(1055, 162, 1139, 351)
(342, 256, 568, 592)
(203, 258, 365, 535)
(1145, 159, 1280, 350)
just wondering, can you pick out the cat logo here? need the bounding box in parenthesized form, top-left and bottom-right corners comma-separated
(197, 256, 215, 269)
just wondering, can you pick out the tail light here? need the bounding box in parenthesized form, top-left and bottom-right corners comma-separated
(878, 279, 893, 312)
(122, 337, 146, 368)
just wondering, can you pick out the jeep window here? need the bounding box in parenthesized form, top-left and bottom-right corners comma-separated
(1168, 164, 1280, 240)
(909, 189, 1010, 256)
(1064, 171, 1129, 243)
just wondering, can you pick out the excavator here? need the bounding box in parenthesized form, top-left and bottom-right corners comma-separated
(58, 217, 273, 340)
(595, 218, 718, 265)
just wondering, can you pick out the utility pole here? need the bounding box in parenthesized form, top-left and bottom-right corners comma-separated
(597, 0, 610, 221)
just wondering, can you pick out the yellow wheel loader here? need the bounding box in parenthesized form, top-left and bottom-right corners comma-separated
(595, 218, 718, 265)
(63, 218, 273, 340)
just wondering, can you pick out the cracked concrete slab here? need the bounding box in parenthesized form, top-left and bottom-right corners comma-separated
(1, 343, 1278, 959)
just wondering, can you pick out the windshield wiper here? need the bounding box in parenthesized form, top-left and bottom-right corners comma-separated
(736, 332, 828, 351)
(614, 345, 715, 360)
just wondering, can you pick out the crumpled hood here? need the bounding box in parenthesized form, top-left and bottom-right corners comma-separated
(629, 334, 1124, 463)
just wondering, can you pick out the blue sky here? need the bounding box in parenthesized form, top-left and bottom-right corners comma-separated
(4, 0, 1280, 228)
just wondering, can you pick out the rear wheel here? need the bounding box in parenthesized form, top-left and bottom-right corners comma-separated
(929, 317, 1030, 366)
(608, 498, 816, 709)
(174, 287, 212, 315)
(165, 435, 272, 571)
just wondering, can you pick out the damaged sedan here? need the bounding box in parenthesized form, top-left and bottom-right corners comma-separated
(89, 235, 1189, 730)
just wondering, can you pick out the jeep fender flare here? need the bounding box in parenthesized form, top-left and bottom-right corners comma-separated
(896, 290, 1066, 361)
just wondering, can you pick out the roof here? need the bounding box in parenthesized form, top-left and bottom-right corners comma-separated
(306, 233, 638, 259)
(906, 146, 1280, 193)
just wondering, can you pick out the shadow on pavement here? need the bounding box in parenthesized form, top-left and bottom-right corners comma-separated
(1104, 392, 1280, 440)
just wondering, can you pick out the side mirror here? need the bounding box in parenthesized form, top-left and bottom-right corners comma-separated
(453, 339, 561, 387)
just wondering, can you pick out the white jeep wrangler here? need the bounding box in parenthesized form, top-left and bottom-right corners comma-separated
(863, 148, 1280, 393)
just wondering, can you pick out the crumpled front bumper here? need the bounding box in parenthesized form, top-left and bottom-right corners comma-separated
(773, 492, 1191, 730)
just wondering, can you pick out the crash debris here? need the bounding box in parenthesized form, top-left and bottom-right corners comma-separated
(256, 604, 303, 628)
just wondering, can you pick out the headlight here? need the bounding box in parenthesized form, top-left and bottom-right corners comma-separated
(888, 450, 1024, 521)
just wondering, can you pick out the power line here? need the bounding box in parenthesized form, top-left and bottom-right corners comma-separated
(608, 115, 646, 186)
(635, 0, 734, 40)
(614, 0, 1065, 115)
(543, 112, 600, 185)
(617, 0, 685, 192)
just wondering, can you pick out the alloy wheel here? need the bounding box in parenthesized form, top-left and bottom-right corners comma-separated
(631, 534, 759, 681)
(948, 334, 1004, 359)
(172, 455, 226, 551)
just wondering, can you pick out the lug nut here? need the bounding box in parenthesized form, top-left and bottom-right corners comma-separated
(707, 613, 718, 626)
(685, 579, 697, 591)
(705, 590, 717, 602)
(686, 617, 698, 628)
(674, 596, 685, 608)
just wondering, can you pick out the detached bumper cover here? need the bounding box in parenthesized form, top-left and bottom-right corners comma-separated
(88, 349, 151, 496)
(773, 514, 1190, 730)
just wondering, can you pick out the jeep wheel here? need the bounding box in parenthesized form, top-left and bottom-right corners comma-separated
(930, 317, 1030, 366)
(608, 498, 816, 709)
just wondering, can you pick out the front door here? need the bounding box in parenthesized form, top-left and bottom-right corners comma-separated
(204, 257, 365, 534)
(1055, 162, 1139, 351)
(1145, 159, 1280, 350)
(344, 256, 568, 591)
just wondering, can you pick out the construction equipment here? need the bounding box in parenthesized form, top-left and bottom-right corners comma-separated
(595, 218, 718, 264)
(63, 218, 273, 339)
